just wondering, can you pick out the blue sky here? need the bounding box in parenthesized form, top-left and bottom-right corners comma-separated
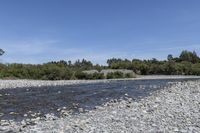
(0, 0, 200, 64)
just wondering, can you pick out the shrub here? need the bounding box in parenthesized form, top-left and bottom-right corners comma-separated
(92, 72, 105, 79)
(106, 72, 114, 79)
(106, 72, 124, 79)
(124, 73, 134, 78)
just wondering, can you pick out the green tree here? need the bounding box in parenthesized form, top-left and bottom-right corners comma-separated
(179, 50, 200, 63)
(0, 49, 4, 56)
(167, 54, 173, 61)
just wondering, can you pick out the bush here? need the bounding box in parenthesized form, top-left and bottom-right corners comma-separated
(92, 72, 105, 79)
(106, 72, 114, 79)
(106, 72, 124, 79)
(124, 73, 135, 78)
(74, 71, 88, 79)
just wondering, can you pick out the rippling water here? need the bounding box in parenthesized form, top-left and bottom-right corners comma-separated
(0, 78, 198, 121)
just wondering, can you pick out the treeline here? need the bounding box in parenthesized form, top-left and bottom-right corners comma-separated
(0, 59, 105, 80)
(0, 50, 200, 80)
(107, 50, 200, 75)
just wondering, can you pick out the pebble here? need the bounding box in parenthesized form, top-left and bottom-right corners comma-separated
(78, 108, 84, 113)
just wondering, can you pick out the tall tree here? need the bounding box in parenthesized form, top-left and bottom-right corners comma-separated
(167, 54, 173, 61)
(0, 48, 4, 56)
(179, 50, 200, 63)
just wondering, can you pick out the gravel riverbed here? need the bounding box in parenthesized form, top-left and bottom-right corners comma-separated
(0, 79, 109, 90)
(0, 75, 199, 90)
(0, 79, 200, 133)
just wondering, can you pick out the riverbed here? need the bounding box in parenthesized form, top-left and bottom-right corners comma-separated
(0, 77, 199, 122)
(0, 76, 200, 132)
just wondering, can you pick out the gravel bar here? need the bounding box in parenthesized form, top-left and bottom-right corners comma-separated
(1, 79, 200, 133)
(0, 75, 200, 90)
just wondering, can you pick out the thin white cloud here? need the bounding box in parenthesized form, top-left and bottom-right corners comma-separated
(152, 44, 200, 52)
(1, 39, 200, 64)
(0, 39, 133, 64)
(1, 39, 59, 55)
(131, 44, 200, 60)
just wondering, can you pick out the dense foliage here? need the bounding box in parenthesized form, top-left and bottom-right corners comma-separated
(107, 50, 200, 75)
(0, 50, 200, 80)
(0, 59, 105, 80)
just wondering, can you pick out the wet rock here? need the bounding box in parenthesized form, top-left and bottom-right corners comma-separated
(44, 113, 57, 120)
(60, 110, 70, 117)
(126, 104, 131, 108)
(0, 120, 9, 126)
(57, 108, 61, 112)
(124, 93, 128, 96)
(78, 108, 84, 113)
(31, 117, 40, 121)
(0, 113, 4, 117)
(21, 120, 26, 126)
(9, 112, 18, 115)
(30, 113, 37, 117)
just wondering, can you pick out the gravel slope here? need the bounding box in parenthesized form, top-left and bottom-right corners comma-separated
(1, 80, 199, 133)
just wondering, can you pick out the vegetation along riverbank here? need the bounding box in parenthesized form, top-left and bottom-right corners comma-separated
(0, 50, 200, 80)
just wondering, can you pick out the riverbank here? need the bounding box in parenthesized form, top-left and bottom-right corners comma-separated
(1, 79, 200, 132)
(0, 75, 200, 89)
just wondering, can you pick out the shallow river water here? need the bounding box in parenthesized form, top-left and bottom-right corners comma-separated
(0, 78, 199, 121)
